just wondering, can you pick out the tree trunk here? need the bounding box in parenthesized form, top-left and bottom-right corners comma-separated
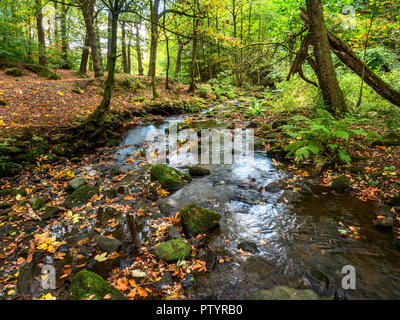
(81, 0, 103, 77)
(60, 1, 69, 69)
(35, 0, 46, 66)
(188, 2, 198, 93)
(80, 35, 90, 75)
(87, 9, 119, 123)
(54, 2, 59, 43)
(149, 0, 160, 98)
(121, 21, 129, 73)
(306, 0, 347, 114)
(106, 12, 112, 70)
(174, 41, 184, 78)
(134, 22, 144, 76)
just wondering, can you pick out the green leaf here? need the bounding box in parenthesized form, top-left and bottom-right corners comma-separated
(338, 149, 351, 164)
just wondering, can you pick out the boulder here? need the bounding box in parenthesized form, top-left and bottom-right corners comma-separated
(93, 235, 122, 253)
(63, 184, 99, 209)
(189, 165, 211, 177)
(168, 226, 181, 240)
(373, 132, 400, 147)
(331, 176, 351, 190)
(180, 203, 221, 237)
(157, 200, 175, 216)
(40, 206, 60, 220)
(66, 177, 86, 191)
(150, 164, 191, 190)
(374, 217, 394, 230)
(27, 197, 46, 210)
(69, 270, 125, 300)
(238, 241, 258, 254)
(5, 67, 23, 77)
(278, 189, 299, 204)
(154, 237, 192, 263)
(247, 286, 319, 300)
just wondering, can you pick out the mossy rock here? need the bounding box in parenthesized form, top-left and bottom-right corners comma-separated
(247, 286, 319, 300)
(66, 177, 86, 191)
(70, 270, 125, 300)
(154, 237, 192, 263)
(23, 63, 61, 80)
(106, 139, 120, 147)
(188, 165, 210, 177)
(331, 176, 351, 190)
(180, 203, 221, 237)
(373, 132, 400, 147)
(5, 67, 23, 77)
(27, 197, 46, 210)
(150, 164, 191, 190)
(63, 184, 99, 208)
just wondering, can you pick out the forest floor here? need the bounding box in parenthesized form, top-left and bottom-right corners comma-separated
(0, 67, 197, 136)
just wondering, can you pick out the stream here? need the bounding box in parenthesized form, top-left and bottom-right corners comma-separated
(115, 102, 400, 300)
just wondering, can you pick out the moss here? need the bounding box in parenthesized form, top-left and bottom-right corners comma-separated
(27, 197, 46, 210)
(188, 165, 210, 177)
(63, 184, 99, 208)
(5, 67, 23, 77)
(70, 270, 125, 300)
(180, 203, 221, 237)
(154, 237, 192, 263)
(106, 139, 120, 147)
(331, 176, 351, 190)
(150, 164, 191, 190)
(23, 63, 61, 80)
(247, 286, 319, 300)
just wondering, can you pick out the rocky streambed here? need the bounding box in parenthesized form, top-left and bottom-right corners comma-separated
(1, 101, 400, 300)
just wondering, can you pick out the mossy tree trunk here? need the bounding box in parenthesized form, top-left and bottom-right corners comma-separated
(306, 0, 347, 114)
(35, 0, 46, 66)
(85, 8, 119, 125)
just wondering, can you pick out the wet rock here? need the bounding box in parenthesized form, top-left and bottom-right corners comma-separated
(150, 164, 191, 190)
(374, 217, 394, 230)
(40, 206, 60, 220)
(238, 241, 258, 254)
(103, 188, 118, 199)
(189, 165, 211, 177)
(93, 235, 122, 253)
(264, 179, 286, 193)
(154, 237, 192, 263)
(247, 286, 319, 300)
(204, 251, 217, 272)
(16, 263, 40, 296)
(106, 139, 120, 148)
(168, 226, 181, 240)
(278, 189, 299, 204)
(331, 176, 351, 190)
(66, 177, 86, 191)
(150, 272, 173, 289)
(389, 194, 400, 207)
(27, 197, 46, 210)
(180, 203, 221, 237)
(157, 200, 175, 216)
(63, 184, 99, 208)
(182, 274, 195, 288)
(333, 288, 347, 300)
(69, 270, 125, 300)
(308, 270, 330, 295)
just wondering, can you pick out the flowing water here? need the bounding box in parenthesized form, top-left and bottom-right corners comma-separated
(116, 105, 400, 300)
